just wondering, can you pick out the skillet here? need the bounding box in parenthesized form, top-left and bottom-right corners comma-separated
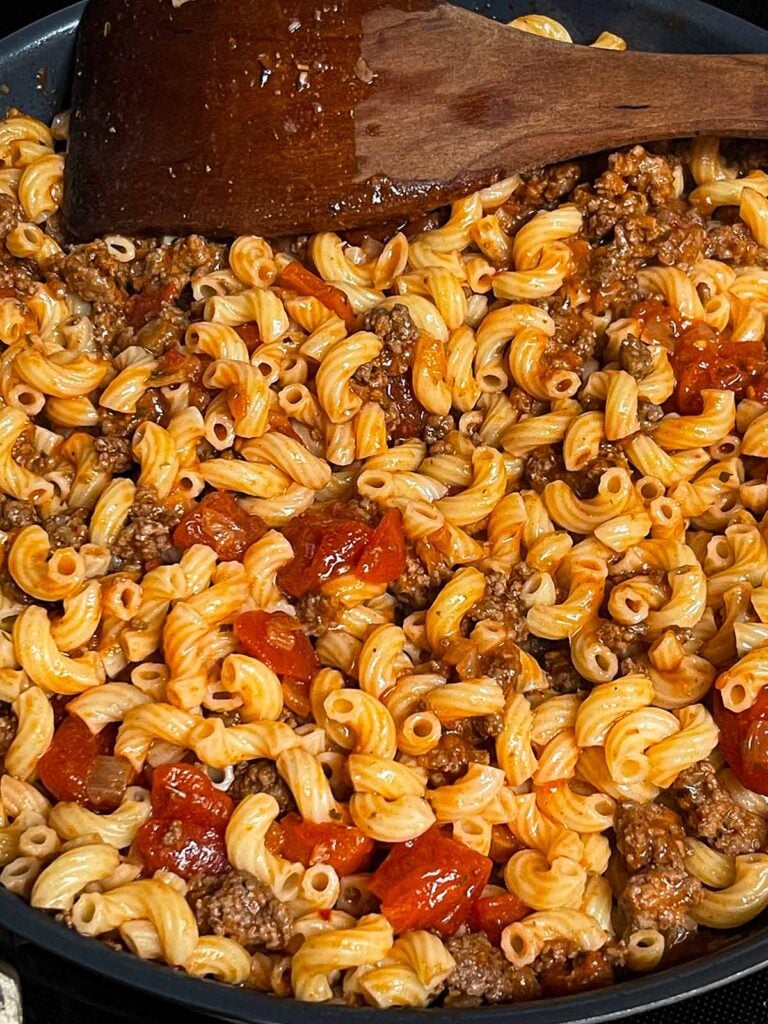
(2, 2, 768, 1021)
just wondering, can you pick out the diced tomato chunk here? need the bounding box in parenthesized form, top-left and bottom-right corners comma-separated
(125, 282, 179, 328)
(308, 520, 373, 586)
(135, 818, 229, 878)
(276, 261, 356, 326)
(670, 322, 768, 415)
(234, 611, 318, 682)
(172, 491, 266, 561)
(151, 763, 233, 829)
(278, 503, 407, 597)
(468, 892, 529, 945)
(234, 322, 261, 351)
(356, 509, 406, 585)
(38, 716, 130, 810)
(369, 827, 492, 935)
(713, 688, 768, 795)
(629, 298, 684, 347)
(276, 814, 375, 875)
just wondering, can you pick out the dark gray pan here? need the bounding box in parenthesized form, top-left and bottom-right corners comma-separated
(1, 2, 768, 1021)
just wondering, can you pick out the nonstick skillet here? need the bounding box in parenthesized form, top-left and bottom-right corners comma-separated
(2, 2, 768, 1021)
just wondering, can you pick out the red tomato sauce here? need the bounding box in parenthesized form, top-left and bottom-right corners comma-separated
(278, 504, 405, 598)
(629, 298, 685, 348)
(136, 763, 234, 878)
(150, 763, 233, 828)
(125, 282, 179, 328)
(38, 716, 133, 811)
(173, 491, 267, 561)
(713, 689, 768, 795)
(468, 892, 529, 945)
(669, 322, 768, 415)
(234, 611, 319, 682)
(276, 262, 357, 326)
(272, 814, 375, 875)
(135, 818, 229, 877)
(369, 827, 492, 935)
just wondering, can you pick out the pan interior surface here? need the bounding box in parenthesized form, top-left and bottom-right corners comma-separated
(1, 2, 768, 1022)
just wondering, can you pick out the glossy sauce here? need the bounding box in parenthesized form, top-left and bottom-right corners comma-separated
(670, 322, 768, 414)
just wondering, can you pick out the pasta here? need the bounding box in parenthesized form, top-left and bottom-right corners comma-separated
(4, 45, 768, 1007)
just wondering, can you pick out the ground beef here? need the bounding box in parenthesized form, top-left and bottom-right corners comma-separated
(615, 802, 687, 873)
(130, 235, 224, 292)
(471, 713, 505, 741)
(0, 498, 40, 532)
(424, 414, 455, 445)
(594, 621, 648, 660)
(390, 544, 453, 613)
(619, 867, 701, 935)
(615, 802, 702, 936)
(0, 250, 38, 295)
(11, 432, 54, 475)
(610, 147, 680, 206)
(44, 508, 89, 550)
(98, 390, 166, 438)
(0, 195, 21, 244)
(364, 303, 419, 354)
(416, 731, 489, 788)
(49, 241, 125, 305)
(523, 444, 623, 500)
(0, 559, 31, 606)
(132, 305, 188, 356)
(705, 220, 768, 266)
(570, 146, 705, 306)
(188, 870, 294, 951)
(445, 933, 541, 1005)
(469, 566, 533, 644)
(111, 486, 181, 571)
(483, 640, 524, 694)
(619, 336, 653, 379)
(93, 436, 133, 474)
(533, 939, 625, 997)
(90, 300, 128, 355)
(341, 497, 380, 525)
(278, 707, 307, 731)
(638, 400, 664, 429)
(544, 308, 599, 375)
(0, 702, 17, 758)
(672, 761, 768, 855)
(570, 455, 624, 500)
(295, 591, 338, 636)
(498, 162, 582, 236)
(522, 445, 561, 493)
(542, 649, 586, 694)
(229, 760, 296, 815)
(351, 304, 426, 439)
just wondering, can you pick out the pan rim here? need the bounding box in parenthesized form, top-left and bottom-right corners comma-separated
(2, 1, 768, 1021)
(2, 883, 768, 1023)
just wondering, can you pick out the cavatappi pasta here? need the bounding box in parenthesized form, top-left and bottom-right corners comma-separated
(4, 15, 768, 1007)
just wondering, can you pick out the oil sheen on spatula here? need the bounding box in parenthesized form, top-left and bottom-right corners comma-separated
(64, 0, 768, 239)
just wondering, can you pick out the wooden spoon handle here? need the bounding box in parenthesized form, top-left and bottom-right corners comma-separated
(65, 0, 768, 239)
(357, 11, 768, 185)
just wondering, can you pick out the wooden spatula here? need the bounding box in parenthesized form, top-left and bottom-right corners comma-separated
(64, 0, 768, 240)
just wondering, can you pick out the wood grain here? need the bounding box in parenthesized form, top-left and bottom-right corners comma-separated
(64, 0, 768, 239)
